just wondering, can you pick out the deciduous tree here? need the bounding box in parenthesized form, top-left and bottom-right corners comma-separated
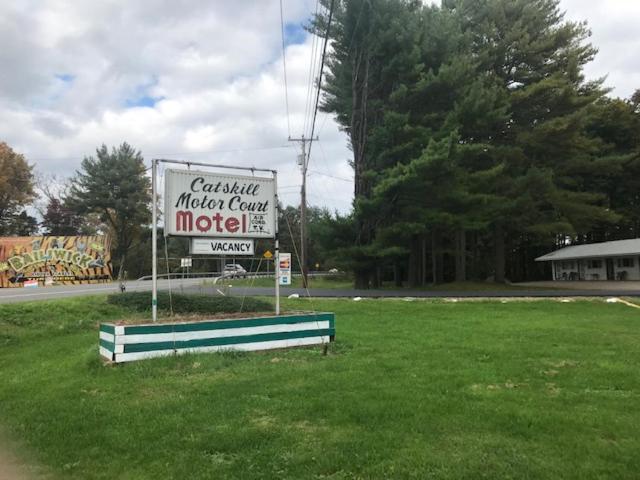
(0, 142, 36, 236)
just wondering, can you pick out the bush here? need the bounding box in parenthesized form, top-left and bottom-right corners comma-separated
(107, 291, 272, 315)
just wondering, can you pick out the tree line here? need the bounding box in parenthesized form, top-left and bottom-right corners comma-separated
(0, 141, 346, 280)
(2, 0, 639, 287)
(313, 0, 640, 287)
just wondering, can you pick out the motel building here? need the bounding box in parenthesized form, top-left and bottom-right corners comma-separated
(535, 238, 640, 281)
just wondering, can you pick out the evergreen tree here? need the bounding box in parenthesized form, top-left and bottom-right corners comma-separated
(67, 143, 151, 279)
(316, 0, 423, 287)
(41, 198, 83, 236)
(444, 0, 617, 281)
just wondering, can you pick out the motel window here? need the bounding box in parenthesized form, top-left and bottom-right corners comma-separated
(616, 257, 634, 268)
(587, 260, 602, 269)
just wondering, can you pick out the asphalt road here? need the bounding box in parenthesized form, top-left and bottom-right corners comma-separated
(220, 286, 640, 298)
(0, 279, 204, 304)
(2, 279, 640, 304)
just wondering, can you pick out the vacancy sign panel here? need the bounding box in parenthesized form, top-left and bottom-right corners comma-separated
(190, 238, 255, 256)
(164, 169, 276, 238)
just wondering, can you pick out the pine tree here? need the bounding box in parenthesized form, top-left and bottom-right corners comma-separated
(67, 143, 151, 279)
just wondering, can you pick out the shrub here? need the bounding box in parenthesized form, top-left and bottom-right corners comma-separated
(107, 291, 271, 315)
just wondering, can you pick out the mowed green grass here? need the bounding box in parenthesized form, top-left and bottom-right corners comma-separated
(1, 296, 640, 479)
(216, 274, 354, 290)
(222, 276, 550, 291)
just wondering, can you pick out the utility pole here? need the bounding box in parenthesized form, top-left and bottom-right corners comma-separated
(288, 134, 317, 288)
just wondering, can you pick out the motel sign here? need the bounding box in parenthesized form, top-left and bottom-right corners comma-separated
(164, 169, 276, 238)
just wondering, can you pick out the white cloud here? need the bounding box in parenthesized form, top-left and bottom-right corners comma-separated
(560, 0, 640, 98)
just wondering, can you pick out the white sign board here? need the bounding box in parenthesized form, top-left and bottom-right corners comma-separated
(180, 257, 192, 268)
(164, 169, 276, 238)
(190, 238, 255, 256)
(279, 253, 291, 286)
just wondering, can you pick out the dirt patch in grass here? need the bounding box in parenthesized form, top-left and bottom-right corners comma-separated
(0, 438, 50, 480)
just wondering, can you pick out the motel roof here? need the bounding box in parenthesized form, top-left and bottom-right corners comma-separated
(535, 238, 640, 262)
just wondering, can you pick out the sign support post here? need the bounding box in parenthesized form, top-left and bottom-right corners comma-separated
(274, 171, 280, 315)
(153, 158, 279, 318)
(151, 158, 158, 322)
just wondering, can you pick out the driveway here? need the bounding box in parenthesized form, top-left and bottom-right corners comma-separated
(514, 280, 640, 291)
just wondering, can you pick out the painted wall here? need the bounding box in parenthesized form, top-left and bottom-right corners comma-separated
(581, 259, 607, 281)
(0, 235, 112, 288)
(612, 256, 640, 281)
(553, 259, 581, 280)
(100, 312, 336, 363)
(552, 256, 640, 281)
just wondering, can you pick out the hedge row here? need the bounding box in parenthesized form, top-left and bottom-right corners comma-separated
(107, 291, 271, 315)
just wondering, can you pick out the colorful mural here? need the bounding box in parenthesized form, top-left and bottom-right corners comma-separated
(0, 236, 112, 288)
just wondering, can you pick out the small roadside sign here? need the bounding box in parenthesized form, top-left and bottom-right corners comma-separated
(263, 250, 273, 259)
(279, 253, 291, 285)
(191, 238, 254, 256)
(180, 257, 192, 268)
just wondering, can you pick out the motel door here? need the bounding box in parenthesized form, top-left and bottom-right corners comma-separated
(606, 258, 614, 280)
(578, 261, 585, 281)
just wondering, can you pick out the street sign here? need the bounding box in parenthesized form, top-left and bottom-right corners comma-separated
(263, 250, 273, 259)
(180, 257, 192, 268)
(164, 169, 276, 238)
(279, 253, 291, 286)
(190, 238, 254, 256)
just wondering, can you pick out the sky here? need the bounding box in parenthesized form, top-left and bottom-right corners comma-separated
(1, 0, 639, 214)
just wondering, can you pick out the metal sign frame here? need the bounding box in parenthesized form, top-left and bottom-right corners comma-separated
(151, 159, 280, 322)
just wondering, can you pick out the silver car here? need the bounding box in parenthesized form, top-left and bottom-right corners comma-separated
(223, 264, 247, 278)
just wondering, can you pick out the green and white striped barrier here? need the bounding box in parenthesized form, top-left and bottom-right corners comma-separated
(99, 312, 335, 363)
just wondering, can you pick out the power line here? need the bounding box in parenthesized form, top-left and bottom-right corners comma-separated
(289, 0, 336, 289)
(306, 0, 336, 169)
(316, 138, 334, 178)
(27, 144, 295, 163)
(302, 0, 321, 137)
(309, 170, 353, 182)
(279, 0, 291, 137)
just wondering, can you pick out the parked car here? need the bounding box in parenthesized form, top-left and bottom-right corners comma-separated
(223, 264, 247, 278)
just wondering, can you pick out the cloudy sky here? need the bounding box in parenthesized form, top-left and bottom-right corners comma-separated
(1, 0, 639, 213)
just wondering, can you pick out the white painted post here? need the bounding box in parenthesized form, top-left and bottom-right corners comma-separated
(151, 159, 158, 322)
(274, 170, 280, 315)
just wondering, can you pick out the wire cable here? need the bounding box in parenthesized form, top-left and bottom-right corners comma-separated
(279, 0, 292, 137)
(282, 210, 326, 348)
(309, 170, 353, 182)
(302, 0, 321, 137)
(306, 0, 336, 169)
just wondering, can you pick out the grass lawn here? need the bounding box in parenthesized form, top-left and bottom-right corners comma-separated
(217, 275, 354, 290)
(1, 296, 639, 478)
(220, 276, 551, 291)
